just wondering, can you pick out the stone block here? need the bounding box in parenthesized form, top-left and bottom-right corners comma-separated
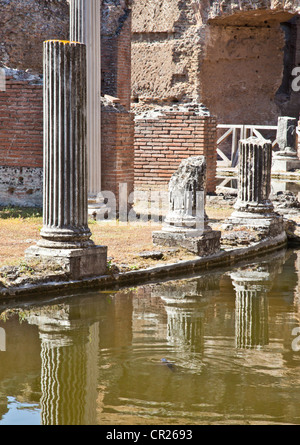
(272, 157, 300, 172)
(152, 229, 221, 256)
(25, 245, 108, 279)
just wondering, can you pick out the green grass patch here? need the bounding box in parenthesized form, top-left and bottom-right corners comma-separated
(0, 206, 43, 220)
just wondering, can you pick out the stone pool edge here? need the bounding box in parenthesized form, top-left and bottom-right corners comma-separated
(0, 232, 288, 300)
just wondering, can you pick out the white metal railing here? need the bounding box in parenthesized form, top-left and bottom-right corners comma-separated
(217, 124, 279, 167)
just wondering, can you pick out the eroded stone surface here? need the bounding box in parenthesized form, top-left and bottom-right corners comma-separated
(131, 0, 300, 123)
(153, 156, 221, 256)
(0, 0, 69, 74)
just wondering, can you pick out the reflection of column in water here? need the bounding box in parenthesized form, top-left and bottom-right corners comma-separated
(162, 301, 205, 354)
(26, 308, 99, 425)
(231, 270, 270, 349)
(157, 279, 213, 354)
(40, 340, 87, 425)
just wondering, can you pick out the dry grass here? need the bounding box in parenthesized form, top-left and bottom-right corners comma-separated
(0, 201, 234, 270)
(0, 207, 43, 267)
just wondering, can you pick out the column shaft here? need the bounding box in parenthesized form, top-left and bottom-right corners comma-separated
(236, 137, 273, 213)
(70, 0, 102, 199)
(40, 40, 93, 248)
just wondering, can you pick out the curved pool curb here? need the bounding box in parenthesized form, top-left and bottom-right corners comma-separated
(0, 231, 288, 301)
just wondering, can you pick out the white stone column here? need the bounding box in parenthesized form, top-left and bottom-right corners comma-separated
(70, 0, 106, 216)
(273, 116, 300, 172)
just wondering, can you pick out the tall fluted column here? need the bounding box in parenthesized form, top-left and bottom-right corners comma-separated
(26, 40, 107, 278)
(70, 0, 102, 203)
(40, 40, 92, 249)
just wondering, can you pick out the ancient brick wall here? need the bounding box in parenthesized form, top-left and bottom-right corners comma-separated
(0, 0, 69, 74)
(0, 72, 44, 206)
(0, 74, 43, 168)
(0, 0, 69, 207)
(101, 100, 135, 207)
(134, 105, 217, 194)
(0, 0, 135, 208)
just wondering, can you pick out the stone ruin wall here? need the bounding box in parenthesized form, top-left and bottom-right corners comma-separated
(131, 0, 300, 124)
(131, 0, 300, 193)
(1, 0, 300, 207)
(0, 0, 134, 207)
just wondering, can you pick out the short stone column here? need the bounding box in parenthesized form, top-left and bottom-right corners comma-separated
(70, 0, 108, 217)
(235, 136, 273, 214)
(224, 136, 284, 238)
(152, 156, 220, 256)
(26, 40, 107, 279)
(273, 116, 300, 172)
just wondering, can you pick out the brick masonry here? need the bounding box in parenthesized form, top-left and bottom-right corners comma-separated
(101, 102, 135, 208)
(134, 107, 217, 194)
(0, 74, 44, 206)
(0, 75, 43, 169)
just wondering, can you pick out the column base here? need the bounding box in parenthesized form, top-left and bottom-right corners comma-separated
(25, 244, 108, 279)
(222, 212, 285, 238)
(152, 228, 221, 256)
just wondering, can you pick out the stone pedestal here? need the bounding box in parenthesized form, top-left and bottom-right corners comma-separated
(272, 116, 300, 172)
(70, 0, 108, 218)
(224, 136, 284, 237)
(152, 156, 220, 256)
(26, 40, 107, 279)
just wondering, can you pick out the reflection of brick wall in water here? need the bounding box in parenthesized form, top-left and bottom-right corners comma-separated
(134, 108, 217, 194)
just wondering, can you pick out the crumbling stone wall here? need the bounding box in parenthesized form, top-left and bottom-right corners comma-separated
(200, 21, 287, 125)
(131, 0, 300, 124)
(0, 0, 69, 73)
(131, 0, 203, 108)
(101, 0, 132, 110)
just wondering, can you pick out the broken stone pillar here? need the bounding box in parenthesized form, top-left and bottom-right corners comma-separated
(224, 136, 284, 238)
(272, 116, 300, 172)
(152, 156, 221, 256)
(70, 0, 108, 217)
(26, 40, 107, 279)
